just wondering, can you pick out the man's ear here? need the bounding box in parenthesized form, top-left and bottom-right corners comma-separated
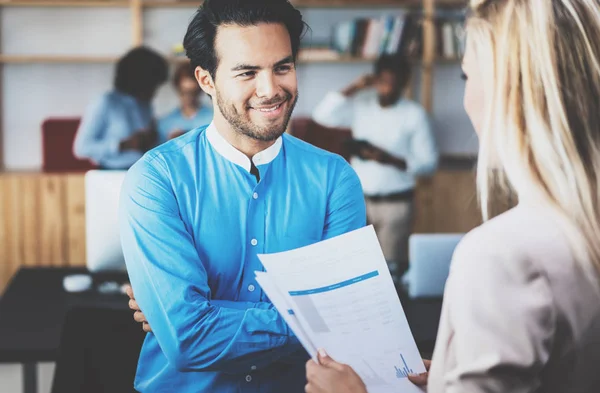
(195, 66, 215, 97)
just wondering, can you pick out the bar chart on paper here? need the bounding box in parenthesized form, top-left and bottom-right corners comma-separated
(394, 353, 414, 379)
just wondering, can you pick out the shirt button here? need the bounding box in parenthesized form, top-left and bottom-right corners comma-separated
(251, 239, 258, 246)
(251, 365, 257, 371)
(253, 192, 258, 199)
(245, 375, 252, 382)
(248, 284, 255, 292)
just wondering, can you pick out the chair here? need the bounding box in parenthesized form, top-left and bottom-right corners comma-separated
(51, 307, 145, 393)
(42, 118, 97, 172)
(404, 233, 464, 298)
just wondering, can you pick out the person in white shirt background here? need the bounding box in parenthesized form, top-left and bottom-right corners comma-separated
(313, 54, 438, 282)
(304, 0, 600, 392)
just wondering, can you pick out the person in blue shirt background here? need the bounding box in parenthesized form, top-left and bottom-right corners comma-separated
(119, 0, 366, 392)
(157, 61, 213, 144)
(73, 46, 168, 169)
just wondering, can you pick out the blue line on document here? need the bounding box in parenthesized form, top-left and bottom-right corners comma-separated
(288, 270, 379, 296)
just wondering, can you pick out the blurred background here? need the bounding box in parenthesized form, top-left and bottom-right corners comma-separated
(0, 0, 491, 392)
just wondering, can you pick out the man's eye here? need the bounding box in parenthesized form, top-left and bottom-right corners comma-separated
(275, 65, 292, 73)
(239, 71, 255, 78)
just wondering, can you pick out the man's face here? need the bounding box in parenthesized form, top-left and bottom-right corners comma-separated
(178, 76, 201, 108)
(213, 23, 298, 142)
(375, 70, 401, 107)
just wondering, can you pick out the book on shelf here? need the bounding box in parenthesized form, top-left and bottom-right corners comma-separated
(435, 11, 466, 60)
(329, 13, 424, 60)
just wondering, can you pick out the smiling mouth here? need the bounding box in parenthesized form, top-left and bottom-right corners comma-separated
(255, 104, 282, 112)
(250, 99, 286, 112)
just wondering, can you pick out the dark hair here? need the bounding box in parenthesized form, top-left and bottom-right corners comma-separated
(172, 61, 196, 89)
(114, 46, 168, 97)
(183, 0, 307, 79)
(374, 54, 412, 91)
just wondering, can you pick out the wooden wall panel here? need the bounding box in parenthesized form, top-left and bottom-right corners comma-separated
(0, 172, 88, 294)
(39, 175, 67, 266)
(20, 175, 42, 267)
(0, 176, 13, 294)
(1, 175, 25, 292)
(65, 174, 87, 267)
(413, 171, 482, 234)
(431, 171, 481, 233)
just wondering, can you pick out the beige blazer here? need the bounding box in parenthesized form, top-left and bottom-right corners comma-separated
(428, 204, 600, 393)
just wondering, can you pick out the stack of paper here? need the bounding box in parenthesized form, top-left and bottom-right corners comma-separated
(256, 225, 426, 393)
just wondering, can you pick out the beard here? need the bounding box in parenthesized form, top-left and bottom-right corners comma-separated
(216, 89, 298, 142)
(378, 91, 401, 107)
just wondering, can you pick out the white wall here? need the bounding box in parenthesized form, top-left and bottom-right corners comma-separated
(1, 6, 477, 169)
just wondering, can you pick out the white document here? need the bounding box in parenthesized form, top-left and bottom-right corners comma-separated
(254, 271, 318, 358)
(256, 225, 426, 393)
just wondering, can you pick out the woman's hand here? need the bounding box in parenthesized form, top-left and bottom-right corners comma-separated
(408, 359, 431, 387)
(305, 349, 368, 393)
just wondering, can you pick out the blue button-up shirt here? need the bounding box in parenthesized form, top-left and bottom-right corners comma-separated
(74, 90, 153, 169)
(157, 106, 213, 144)
(119, 123, 366, 392)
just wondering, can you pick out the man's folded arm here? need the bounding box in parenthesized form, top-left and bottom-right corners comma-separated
(119, 156, 301, 374)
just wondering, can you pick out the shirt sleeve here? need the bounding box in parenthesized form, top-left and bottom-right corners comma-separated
(323, 158, 367, 239)
(433, 231, 556, 393)
(73, 95, 120, 163)
(406, 107, 438, 176)
(312, 91, 354, 129)
(119, 155, 300, 374)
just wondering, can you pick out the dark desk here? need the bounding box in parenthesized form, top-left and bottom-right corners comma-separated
(0, 267, 442, 393)
(0, 267, 130, 393)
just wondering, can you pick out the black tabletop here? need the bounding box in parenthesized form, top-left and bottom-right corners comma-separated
(0, 267, 442, 363)
(0, 267, 130, 363)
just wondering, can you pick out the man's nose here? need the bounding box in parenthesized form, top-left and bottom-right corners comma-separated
(255, 72, 278, 99)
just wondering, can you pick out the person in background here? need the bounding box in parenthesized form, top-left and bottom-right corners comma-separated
(305, 0, 600, 391)
(312, 54, 438, 282)
(73, 46, 168, 169)
(157, 61, 213, 143)
(119, 0, 365, 392)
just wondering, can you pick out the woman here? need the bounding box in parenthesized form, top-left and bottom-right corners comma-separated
(73, 46, 168, 170)
(156, 61, 213, 144)
(306, 0, 600, 392)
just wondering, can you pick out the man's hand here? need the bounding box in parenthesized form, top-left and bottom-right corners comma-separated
(119, 130, 157, 153)
(358, 145, 407, 170)
(408, 359, 431, 387)
(124, 284, 152, 332)
(352, 74, 376, 90)
(342, 74, 375, 97)
(305, 349, 367, 393)
(358, 145, 387, 162)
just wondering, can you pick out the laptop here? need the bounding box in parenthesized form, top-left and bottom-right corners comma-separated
(85, 170, 128, 273)
(405, 233, 464, 298)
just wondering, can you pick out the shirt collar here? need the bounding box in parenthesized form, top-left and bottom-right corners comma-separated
(206, 122, 283, 173)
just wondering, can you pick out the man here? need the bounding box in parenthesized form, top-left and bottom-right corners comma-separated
(74, 47, 168, 169)
(312, 55, 438, 281)
(119, 1, 366, 392)
(157, 61, 213, 144)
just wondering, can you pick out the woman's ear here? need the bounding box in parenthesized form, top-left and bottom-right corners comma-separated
(195, 66, 215, 97)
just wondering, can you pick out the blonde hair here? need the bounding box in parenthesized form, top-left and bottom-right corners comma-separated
(468, 0, 600, 276)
